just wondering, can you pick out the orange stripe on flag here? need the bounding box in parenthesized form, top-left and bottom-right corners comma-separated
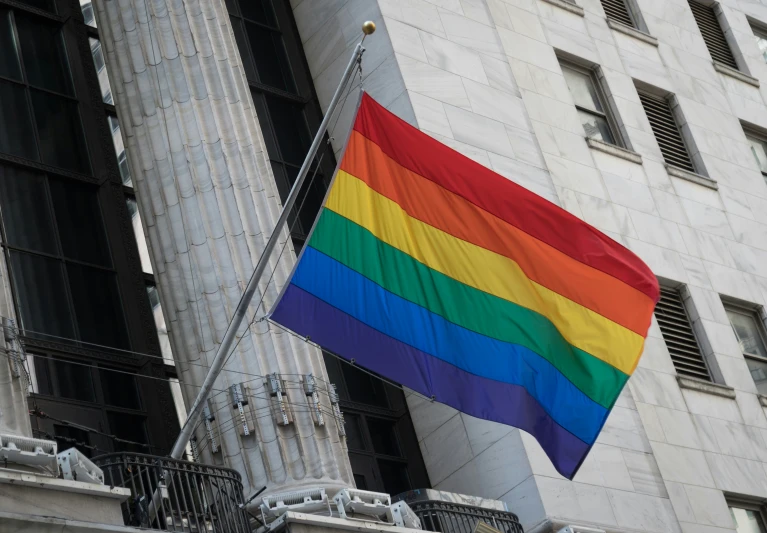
(340, 130, 655, 336)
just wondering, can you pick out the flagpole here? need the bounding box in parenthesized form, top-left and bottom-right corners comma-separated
(168, 24, 375, 461)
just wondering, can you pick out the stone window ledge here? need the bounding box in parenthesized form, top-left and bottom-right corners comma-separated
(713, 61, 760, 88)
(587, 137, 643, 163)
(606, 19, 658, 47)
(665, 164, 718, 190)
(540, 0, 585, 16)
(677, 375, 736, 399)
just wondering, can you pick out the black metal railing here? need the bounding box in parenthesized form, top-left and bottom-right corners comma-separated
(93, 452, 251, 533)
(410, 501, 524, 533)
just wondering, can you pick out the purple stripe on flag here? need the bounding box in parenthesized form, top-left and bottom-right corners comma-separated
(272, 284, 590, 479)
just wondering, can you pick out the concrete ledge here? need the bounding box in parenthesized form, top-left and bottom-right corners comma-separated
(759, 394, 767, 408)
(540, 0, 585, 16)
(0, 510, 144, 532)
(587, 138, 643, 164)
(277, 511, 422, 533)
(0, 468, 130, 500)
(677, 375, 736, 399)
(665, 164, 718, 189)
(713, 61, 760, 87)
(606, 19, 658, 46)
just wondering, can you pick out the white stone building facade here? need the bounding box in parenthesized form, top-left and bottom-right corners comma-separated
(290, 0, 767, 532)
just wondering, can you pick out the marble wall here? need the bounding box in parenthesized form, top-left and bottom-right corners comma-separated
(292, 0, 767, 532)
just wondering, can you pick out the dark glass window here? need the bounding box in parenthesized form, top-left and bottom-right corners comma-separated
(0, 10, 22, 81)
(230, 18, 256, 81)
(344, 414, 365, 451)
(0, 166, 57, 254)
(10, 251, 74, 340)
(15, 15, 72, 95)
(367, 418, 401, 456)
(264, 95, 310, 164)
(240, 0, 275, 26)
(53, 358, 96, 401)
(15, 0, 55, 12)
(49, 178, 111, 266)
(246, 24, 295, 92)
(68, 264, 128, 348)
(378, 460, 412, 496)
(100, 369, 141, 409)
(53, 424, 92, 457)
(342, 363, 388, 408)
(31, 91, 90, 173)
(107, 412, 149, 453)
(0, 81, 37, 160)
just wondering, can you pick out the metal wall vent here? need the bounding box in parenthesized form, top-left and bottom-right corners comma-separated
(601, 0, 634, 27)
(637, 92, 696, 173)
(655, 287, 710, 380)
(688, 0, 739, 69)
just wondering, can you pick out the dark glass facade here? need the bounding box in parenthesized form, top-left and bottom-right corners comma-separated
(0, 0, 178, 456)
(225, 0, 431, 494)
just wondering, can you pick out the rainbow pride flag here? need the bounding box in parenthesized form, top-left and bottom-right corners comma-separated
(270, 94, 659, 479)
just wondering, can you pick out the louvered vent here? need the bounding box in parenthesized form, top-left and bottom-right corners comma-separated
(688, 0, 738, 69)
(601, 0, 634, 27)
(655, 287, 710, 380)
(637, 92, 696, 173)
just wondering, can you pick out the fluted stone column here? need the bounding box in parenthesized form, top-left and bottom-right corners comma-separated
(92, 0, 353, 497)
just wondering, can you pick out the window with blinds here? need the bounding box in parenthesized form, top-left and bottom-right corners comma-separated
(688, 0, 739, 70)
(601, 0, 634, 27)
(637, 92, 696, 173)
(655, 287, 710, 381)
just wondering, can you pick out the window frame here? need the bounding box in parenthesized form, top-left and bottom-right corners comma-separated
(724, 301, 767, 362)
(559, 60, 626, 149)
(744, 126, 767, 184)
(728, 496, 767, 533)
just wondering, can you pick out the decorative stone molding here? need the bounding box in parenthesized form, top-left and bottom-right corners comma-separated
(586, 138, 643, 164)
(713, 61, 761, 88)
(665, 164, 718, 190)
(540, 0, 585, 16)
(606, 19, 658, 47)
(677, 375, 736, 399)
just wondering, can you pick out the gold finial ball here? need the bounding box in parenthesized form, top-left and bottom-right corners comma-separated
(362, 21, 376, 35)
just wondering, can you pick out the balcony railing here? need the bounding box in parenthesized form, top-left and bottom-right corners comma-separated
(409, 500, 524, 533)
(93, 452, 251, 533)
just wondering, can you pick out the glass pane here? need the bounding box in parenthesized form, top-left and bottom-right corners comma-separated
(80, 0, 97, 27)
(731, 507, 767, 533)
(265, 95, 310, 164)
(745, 357, 767, 396)
(344, 414, 365, 451)
(89, 38, 112, 104)
(353, 474, 368, 490)
(32, 355, 52, 395)
(378, 460, 411, 496)
(31, 91, 90, 173)
(578, 110, 615, 144)
(321, 351, 348, 401)
(52, 358, 95, 402)
(100, 368, 141, 409)
(366, 418, 401, 456)
(246, 24, 296, 93)
(756, 33, 767, 65)
(15, 15, 72, 95)
(0, 166, 57, 254)
(53, 424, 92, 457)
(9, 251, 74, 341)
(341, 363, 388, 408)
(147, 284, 173, 364)
(67, 264, 129, 349)
(727, 309, 767, 358)
(49, 178, 111, 266)
(0, 10, 21, 80)
(562, 65, 603, 113)
(108, 116, 131, 186)
(15, 0, 55, 11)
(239, 0, 276, 27)
(127, 198, 152, 273)
(231, 17, 256, 81)
(0, 81, 37, 160)
(747, 136, 767, 174)
(107, 412, 149, 453)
